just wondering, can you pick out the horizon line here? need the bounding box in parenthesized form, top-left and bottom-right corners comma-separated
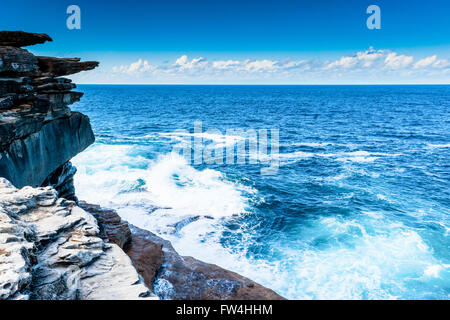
(75, 83, 450, 86)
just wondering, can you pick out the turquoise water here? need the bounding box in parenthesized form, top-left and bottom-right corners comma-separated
(72, 85, 450, 299)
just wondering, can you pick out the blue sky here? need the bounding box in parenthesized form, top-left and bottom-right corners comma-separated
(1, 0, 450, 84)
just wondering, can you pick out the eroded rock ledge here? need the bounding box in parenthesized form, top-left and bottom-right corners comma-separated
(0, 31, 284, 300)
(0, 178, 156, 300)
(0, 31, 97, 200)
(0, 31, 52, 47)
(80, 202, 285, 300)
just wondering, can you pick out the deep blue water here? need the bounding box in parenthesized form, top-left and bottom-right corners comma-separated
(72, 85, 450, 299)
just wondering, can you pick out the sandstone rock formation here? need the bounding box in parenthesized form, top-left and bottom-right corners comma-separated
(0, 31, 284, 300)
(0, 178, 156, 300)
(0, 31, 97, 200)
(80, 202, 285, 300)
(0, 31, 52, 47)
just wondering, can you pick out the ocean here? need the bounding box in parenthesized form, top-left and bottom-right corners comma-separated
(71, 85, 450, 300)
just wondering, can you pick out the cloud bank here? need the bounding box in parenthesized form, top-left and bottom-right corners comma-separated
(74, 48, 450, 84)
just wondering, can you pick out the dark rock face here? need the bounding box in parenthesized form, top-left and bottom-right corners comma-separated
(0, 32, 97, 78)
(42, 162, 78, 202)
(0, 46, 39, 76)
(81, 203, 285, 300)
(0, 31, 52, 47)
(38, 57, 99, 77)
(0, 31, 98, 199)
(0, 112, 94, 189)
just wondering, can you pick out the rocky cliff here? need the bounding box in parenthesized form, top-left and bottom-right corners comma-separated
(0, 31, 96, 201)
(0, 31, 283, 300)
(0, 31, 154, 300)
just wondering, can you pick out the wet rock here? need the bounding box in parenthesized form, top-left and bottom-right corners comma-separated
(0, 78, 33, 96)
(125, 228, 164, 292)
(0, 31, 158, 301)
(0, 96, 13, 110)
(133, 225, 285, 300)
(81, 203, 285, 300)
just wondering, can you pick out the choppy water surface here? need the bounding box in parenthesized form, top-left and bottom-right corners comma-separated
(72, 85, 450, 299)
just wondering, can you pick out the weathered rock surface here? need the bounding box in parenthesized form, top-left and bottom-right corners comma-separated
(0, 31, 52, 47)
(0, 31, 284, 301)
(0, 178, 156, 300)
(79, 202, 131, 249)
(80, 203, 285, 300)
(38, 57, 99, 77)
(42, 162, 78, 202)
(0, 46, 39, 76)
(0, 31, 98, 198)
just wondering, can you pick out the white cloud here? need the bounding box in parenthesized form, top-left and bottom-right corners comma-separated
(384, 53, 414, 69)
(212, 60, 240, 69)
(211, 58, 310, 73)
(326, 56, 358, 69)
(432, 58, 450, 69)
(112, 59, 153, 74)
(174, 55, 207, 70)
(109, 50, 450, 84)
(414, 55, 437, 69)
(244, 59, 277, 72)
(325, 48, 384, 69)
(414, 55, 449, 69)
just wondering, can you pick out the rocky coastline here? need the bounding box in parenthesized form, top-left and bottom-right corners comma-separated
(0, 31, 283, 300)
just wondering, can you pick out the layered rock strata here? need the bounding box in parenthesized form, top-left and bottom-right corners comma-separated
(0, 31, 284, 300)
(0, 31, 97, 200)
(0, 178, 156, 300)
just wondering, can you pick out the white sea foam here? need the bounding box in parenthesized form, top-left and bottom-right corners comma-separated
(291, 142, 334, 147)
(266, 150, 400, 165)
(376, 194, 387, 200)
(427, 143, 450, 148)
(73, 144, 253, 219)
(72, 143, 445, 300)
(143, 152, 253, 217)
(424, 265, 444, 278)
(72, 143, 282, 294)
(335, 156, 379, 163)
(274, 151, 315, 160)
(280, 216, 440, 299)
(157, 131, 248, 148)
